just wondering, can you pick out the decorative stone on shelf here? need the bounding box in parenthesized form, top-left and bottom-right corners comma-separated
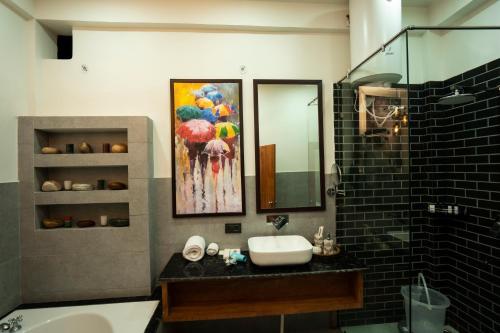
(42, 218, 64, 229)
(108, 181, 127, 190)
(71, 183, 94, 191)
(41, 180, 62, 192)
(111, 143, 128, 153)
(109, 218, 129, 227)
(41, 147, 61, 154)
(78, 142, 93, 153)
(77, 220, 96, 228)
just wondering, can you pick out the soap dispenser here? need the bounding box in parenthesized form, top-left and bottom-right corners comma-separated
(323, 233, 335, 256)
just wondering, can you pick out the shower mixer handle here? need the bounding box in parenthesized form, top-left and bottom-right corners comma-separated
(5, 316, 22, 332)
(0, 323, 10, 332)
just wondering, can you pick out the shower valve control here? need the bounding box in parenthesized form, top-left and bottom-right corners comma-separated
(428, 203, 465, 216)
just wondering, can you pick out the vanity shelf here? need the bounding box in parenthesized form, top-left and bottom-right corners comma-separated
(34, 153, 129, 167)
(159, 252, 366, 322)
(34, 190, 129, 205)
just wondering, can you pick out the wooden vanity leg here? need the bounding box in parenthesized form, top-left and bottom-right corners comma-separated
(329, 311, 338, 329)
(161, 282, 170, 321)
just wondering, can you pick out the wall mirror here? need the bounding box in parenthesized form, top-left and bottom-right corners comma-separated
(253, 80, 325, 213)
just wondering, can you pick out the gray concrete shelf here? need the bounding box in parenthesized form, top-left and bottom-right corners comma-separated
(19, 116, 153, 302)
(34, 190, 129, 205)
(35, 153, 129, 168)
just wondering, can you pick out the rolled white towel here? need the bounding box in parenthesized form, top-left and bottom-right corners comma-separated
(182, 235, 206, 262)
(206, 242, 219, 256)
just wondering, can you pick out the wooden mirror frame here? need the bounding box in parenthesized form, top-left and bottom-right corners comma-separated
(253, 79, 326, 214)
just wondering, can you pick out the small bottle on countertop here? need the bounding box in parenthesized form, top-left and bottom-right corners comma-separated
(323, 233, 335, 256)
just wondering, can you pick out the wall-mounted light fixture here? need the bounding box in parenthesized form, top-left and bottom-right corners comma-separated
(392, 123, 400, 135)
(401, 113, 409, 127)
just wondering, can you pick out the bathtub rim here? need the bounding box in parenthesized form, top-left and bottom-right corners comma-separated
(1, 293, 162, 333)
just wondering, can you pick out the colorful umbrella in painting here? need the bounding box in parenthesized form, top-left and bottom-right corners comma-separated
(203, 139, 230, 156)
(176, 119, 215, 143)
(215, 122, 239, 139)
(176, 105, 218, 123)
(206, 91, 223, 104)
(193, 90, 205, 99)
(200, 109, 218, 123)
(196, 97, 214, 109)
(201, 84, 217, 94)
(213, 104, 233, 117)
(176, 105, 202, 121)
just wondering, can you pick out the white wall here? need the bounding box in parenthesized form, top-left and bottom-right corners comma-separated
(408, 0, 500, 83)
(0, 3, 31, 183)
(258, 84, 318, 173)
(36, 29, 349, 177)
(32, 0, 348, 32)
(360, 2, 500, 85)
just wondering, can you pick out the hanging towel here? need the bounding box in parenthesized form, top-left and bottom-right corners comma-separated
(206, 242, 219, 256)
(182, 236, 206, 262)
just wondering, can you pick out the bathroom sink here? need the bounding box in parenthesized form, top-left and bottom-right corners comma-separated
(248, 235, 313, 266)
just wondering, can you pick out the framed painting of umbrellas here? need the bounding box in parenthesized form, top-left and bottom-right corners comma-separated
(170, 79, 245, 217)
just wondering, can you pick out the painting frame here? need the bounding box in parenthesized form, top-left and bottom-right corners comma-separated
(170, 79, 246, 218)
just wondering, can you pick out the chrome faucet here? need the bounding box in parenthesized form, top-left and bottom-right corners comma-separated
(269, 215, 289, 230)
(0, 315, 23, 332)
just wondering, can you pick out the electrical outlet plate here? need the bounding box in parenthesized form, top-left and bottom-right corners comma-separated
(225, 223, 241, 234)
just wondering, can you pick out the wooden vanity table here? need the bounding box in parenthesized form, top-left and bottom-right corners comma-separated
(159, 252, 367, 322)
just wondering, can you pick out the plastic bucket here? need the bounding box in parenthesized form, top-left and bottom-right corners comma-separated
(401, 273, 450, 333)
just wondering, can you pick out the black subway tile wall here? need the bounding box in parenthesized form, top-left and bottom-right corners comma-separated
(333, 83, 410, 326)
(334, 58, 499, 331)
(410, 58, 500, 333)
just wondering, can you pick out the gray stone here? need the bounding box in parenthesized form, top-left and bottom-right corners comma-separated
(0, 182, 21, 316)
(0, 258, 21, 316)
(17, 117, 34, 145)
(150, 176, 336, 282)
(21, 252, 150, 303)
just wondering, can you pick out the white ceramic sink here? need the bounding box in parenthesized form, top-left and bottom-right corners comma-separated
(248, 235, 313, 266)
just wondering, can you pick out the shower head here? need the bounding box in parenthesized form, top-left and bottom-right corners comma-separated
(437, 86, 476, 106)
(437, 92, 475, 105)
(437, 84, 499, 106)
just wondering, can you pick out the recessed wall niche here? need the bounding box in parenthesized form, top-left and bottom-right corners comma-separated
(18, 116, 153, 302)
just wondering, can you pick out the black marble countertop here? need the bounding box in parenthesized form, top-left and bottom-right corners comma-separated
(159, 251, 367, 282)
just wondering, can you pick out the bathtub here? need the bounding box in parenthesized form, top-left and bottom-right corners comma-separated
(1, 301, 159, 333)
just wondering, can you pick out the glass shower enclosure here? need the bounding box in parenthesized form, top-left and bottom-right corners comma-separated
(334, 26, 500, 333)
